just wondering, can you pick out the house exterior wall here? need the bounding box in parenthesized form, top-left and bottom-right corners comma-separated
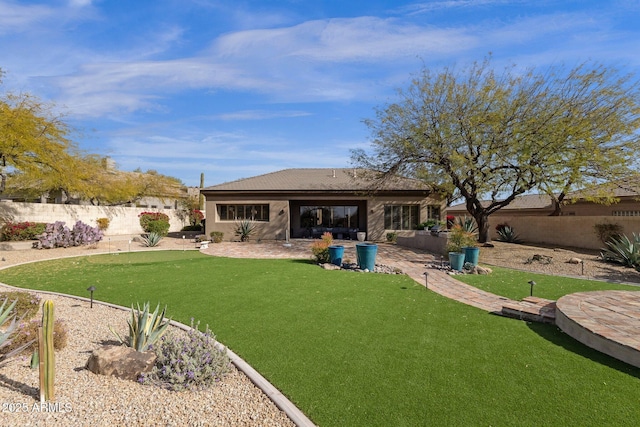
(204, 194, 444, 242)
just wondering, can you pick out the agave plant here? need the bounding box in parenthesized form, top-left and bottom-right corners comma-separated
(496, 225, 522, 244)
(600, 233, 640, 268)
(235, 219, 256, 242)
(456, 216, 478, 234)
(0, 298, 36, 367)
(141, 232, 163, 247)
(110, 302, 171, 352)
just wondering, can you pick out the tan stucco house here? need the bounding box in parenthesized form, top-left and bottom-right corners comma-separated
(201, 168, 444, 241)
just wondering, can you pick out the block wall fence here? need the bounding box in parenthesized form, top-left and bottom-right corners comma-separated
(0, 202, 189, 236)
(486, 215, 640, 250)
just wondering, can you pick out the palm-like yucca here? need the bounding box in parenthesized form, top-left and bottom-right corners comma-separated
(110, 302, 171, 352)
(600, 233, 640, 268)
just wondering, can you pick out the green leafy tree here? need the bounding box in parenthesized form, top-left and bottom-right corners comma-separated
(0, 72, 76, 196)
(353, 59, 640, 242)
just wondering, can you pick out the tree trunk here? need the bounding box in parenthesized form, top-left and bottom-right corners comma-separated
(475, 212, 491, 243)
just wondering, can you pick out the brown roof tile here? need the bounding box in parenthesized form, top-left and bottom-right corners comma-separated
(202, 168, 432, 192)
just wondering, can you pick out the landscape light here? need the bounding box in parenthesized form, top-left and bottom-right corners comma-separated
(87, 286, 96, 308)
(528, 280, 536, 297)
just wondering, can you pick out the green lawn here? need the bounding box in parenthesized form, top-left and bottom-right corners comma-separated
(456, 264, 639, 300)
(1, 251, 639, 426)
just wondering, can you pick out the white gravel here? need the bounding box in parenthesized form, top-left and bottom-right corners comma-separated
(0, 239, 297, 427)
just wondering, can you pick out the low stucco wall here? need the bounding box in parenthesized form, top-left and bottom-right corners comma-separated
(397, 231, 448, 255)
(0, 201, 187, 236)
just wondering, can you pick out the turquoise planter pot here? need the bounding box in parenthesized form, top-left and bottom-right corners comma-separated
(463, 246, 480, 266)
(356, 243, 378, 271)
(448, 252, 465, 271)
(328, 245, 345, 266)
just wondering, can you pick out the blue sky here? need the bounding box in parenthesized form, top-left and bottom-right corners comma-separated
(1, 0, 638, 187)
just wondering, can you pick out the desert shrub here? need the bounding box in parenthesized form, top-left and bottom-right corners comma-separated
(0, 221, 46, 241)
(594, 222, 623, 245)
(600, 233, 640, 268)
(0, 291, 41, 320)
(140, 320, 232, 391)
(0, 298, 30, 367)
(446, 225, 477, 253)
(311, 232, 333, 263)
(36, 221, 103, 249)
(210, 231, 224, 243)
(141, 232, 163, 247)
(495, 223, 522, 243)
(139, 212, 170, 236)
(446, 215, 455, 229)
(3, 318, 68, 355)
(189, 209, 204, 226)
(386, 232, 398, 243)
(96, 217, 110, 231)
(235, 219, 256, 242)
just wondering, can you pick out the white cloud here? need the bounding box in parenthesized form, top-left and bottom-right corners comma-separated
(214, 110, 312, 120)
(0, 1, 53, 33)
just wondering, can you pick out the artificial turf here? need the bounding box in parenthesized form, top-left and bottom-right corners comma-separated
(0, 251, 639, 426)
(455, 264, 639, 300)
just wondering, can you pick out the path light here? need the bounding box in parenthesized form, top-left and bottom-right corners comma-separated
(87, 286, 96, 308)
(128, 239, 131, 252)
(440, 255, 444, 268)
(424, 271, 429, 289)
(581, 260, 585, 275)
(182, 235, 185, 251)
(108, 237, 111, 254)
(528, 280, 536, 297)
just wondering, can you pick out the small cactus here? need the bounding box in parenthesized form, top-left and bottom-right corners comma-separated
(38, 300, 55, 402)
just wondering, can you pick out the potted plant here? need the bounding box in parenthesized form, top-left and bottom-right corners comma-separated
(446, 225, 477, 271)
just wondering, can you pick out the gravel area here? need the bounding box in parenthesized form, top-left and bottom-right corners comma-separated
(479, 241, 640, 285)
(0, 238, 296, 427)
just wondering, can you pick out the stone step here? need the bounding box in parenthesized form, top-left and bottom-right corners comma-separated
(501, 297, 557, 324)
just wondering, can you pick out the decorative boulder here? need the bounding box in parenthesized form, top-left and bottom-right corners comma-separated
(86, 345, 156, 381)
(320, 263, 342, 270)
(567, 257, 583, 264)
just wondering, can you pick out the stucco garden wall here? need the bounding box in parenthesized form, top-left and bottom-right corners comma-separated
(0, 201, 186, 236)
(487, 215, 640, 250)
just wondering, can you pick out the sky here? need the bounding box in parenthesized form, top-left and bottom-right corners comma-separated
(1, 0, 639, 187)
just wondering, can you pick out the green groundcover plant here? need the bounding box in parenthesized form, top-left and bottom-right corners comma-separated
(0, 252, 638, 426)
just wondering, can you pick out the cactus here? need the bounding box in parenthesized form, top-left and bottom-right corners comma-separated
(38, 300, 55, 402)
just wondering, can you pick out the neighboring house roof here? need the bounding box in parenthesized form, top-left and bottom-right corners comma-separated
(567, 179, 640, 199)
(202, 168, 433, 194)
(447, 194, 555, 212)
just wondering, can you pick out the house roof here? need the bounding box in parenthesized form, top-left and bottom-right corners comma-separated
(202, 168, 433, 193)
(447, 194, 555, 212)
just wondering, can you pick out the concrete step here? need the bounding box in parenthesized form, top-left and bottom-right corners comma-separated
(501, 296, 557, 324)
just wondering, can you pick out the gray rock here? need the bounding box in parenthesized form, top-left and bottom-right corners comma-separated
(567, 257, 583, 264)
(86, 345, 156, 381)
(320, 263, 342, 270)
